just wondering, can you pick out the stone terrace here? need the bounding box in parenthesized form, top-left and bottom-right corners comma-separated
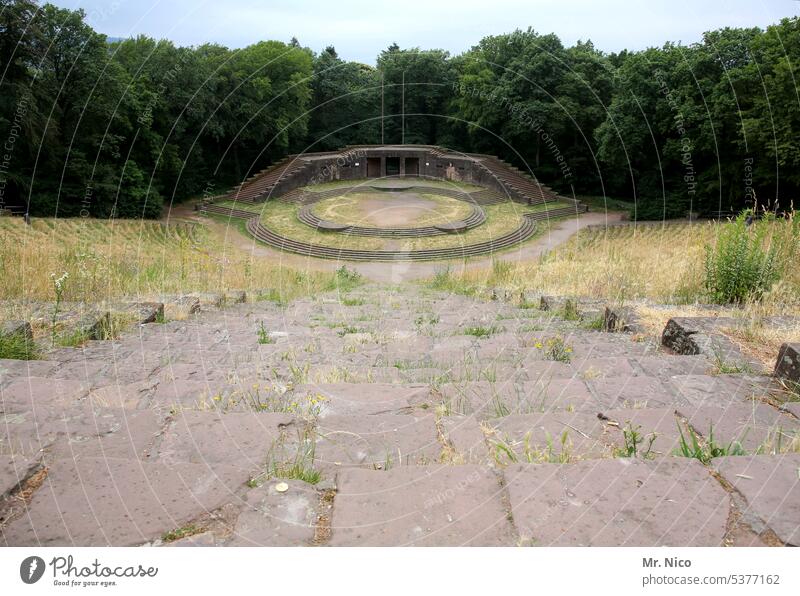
(1, 285, 798, 546)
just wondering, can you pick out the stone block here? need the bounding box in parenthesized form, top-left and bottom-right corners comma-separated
(714, 454, 800, 546)
(505, 458, 728, 546)
(330, 466, 515, 546)
(1, 320, 32, 341)
(774, 343, 800, 383)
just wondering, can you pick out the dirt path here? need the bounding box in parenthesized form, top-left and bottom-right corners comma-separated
(166, 203, 623, 283)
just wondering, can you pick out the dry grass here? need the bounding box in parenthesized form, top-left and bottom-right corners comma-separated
(427, 221, 800, 354)
(0, 217, 352, 305)
(719, 315, 800, 369)
(429, 221, 799, 311)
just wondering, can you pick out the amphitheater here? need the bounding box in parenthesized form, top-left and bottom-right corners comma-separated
(200, 145, 587, 261)
(1, 146, 798, 548)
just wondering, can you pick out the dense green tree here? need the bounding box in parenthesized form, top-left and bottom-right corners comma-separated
(452, 29, 612, 193)
(1, 1, 797, 220)
(376, 46, 455, 145)
(0, 0, 44, 209)
(307, 46, 380, 150)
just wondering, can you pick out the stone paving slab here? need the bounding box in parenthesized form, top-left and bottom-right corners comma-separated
(330, 465, 515, 546)
(568, 340, 661, 359)
(293, 383, 430, 417)
(438, 379, 596, 417)
(1, 411, 52, 457)
(677, 403, 799, 452)
(781, 402, 800, 419)
(165, 530, 219, 546)
(146, 378, 230, 410)
(713, 454, 800, 546)
(227, 480, 317, 546)
(0, 359, 58, 384)
(102, 354, 163, 384)
(0, 457, 246, 546)
(671, 374, 776, 408)
(157, 362, 230, 383)
(632, 355, 710, 378)
(505, 458, 729, 546)
(157, 412, 292, 473)
(589, 376, 688, 409)
(571, 357, 637, 379)
(1, 454, 41, 499)
(315, 414, 440, 470)
(49, 357, 111, 382)
(1, 284, 795, 547)
(485, 413, 620, 462)
(521, 379, 596, 413)
(440, 416, 489, 463)
(2, 406, 163, 459)
(519, 360, 574, 380)
(85, 380, 158, 409)
(0, 377, 89, 410)
(47, 408, 164, 461)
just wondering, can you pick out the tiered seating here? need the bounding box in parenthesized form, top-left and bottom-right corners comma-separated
(245, 216, 537, 261)
(200, 204, 260, 219)
(476, 157, 561, 205)
(525, 204, 585, 222)
(228, 157, 310, 203)
(218, 146, 587, 215)
(3, 280, 793, 547)
(467, 189, 509, 205)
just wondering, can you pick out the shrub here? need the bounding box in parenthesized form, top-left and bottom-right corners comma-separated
(327, 266, 362, 292)
(704, 209, 798, 304)
(0, 333, 39, 360)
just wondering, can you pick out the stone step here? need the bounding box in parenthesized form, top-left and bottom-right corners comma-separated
(1, 283, 795, 547)
(0, 456, 246, 546)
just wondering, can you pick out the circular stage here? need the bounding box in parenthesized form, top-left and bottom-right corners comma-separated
(297, 189, 487, 238)
(204, 179, 579, 261)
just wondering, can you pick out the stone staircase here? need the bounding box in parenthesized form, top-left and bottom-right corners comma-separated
(1, 285, 798, 546)
(245, 216, 538, 261)
(475, 155, 581, 208)
(230, 157, 311, 203)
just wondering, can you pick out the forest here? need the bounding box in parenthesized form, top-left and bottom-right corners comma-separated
(1, 0, 798, 219)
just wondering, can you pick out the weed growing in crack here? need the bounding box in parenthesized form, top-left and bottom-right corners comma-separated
(250, 426, 322, 487)
(341, 296, 364, 306)
(529, 336, 573, 363)
(580, 315, 605, 331)
(241, 384, 326, 417)
(463, 324, 502, 338)
(754, 427, 800, 455)
(491, 430, 573, 464)
(674, 423, 746, 463)
(613, 422, 657, 459)
(257, 321, 275, 344)
(162, 524, 201, 543)
(49, 271, 69, 347)
(559, 299, 581, 321)
(710, 345, 755, 374)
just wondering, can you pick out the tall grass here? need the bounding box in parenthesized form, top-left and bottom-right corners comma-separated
(423, 218, 800, 316)
(0, 217, 355, 303)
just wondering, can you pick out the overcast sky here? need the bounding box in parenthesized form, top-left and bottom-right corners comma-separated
(50, 0, 799, 64)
